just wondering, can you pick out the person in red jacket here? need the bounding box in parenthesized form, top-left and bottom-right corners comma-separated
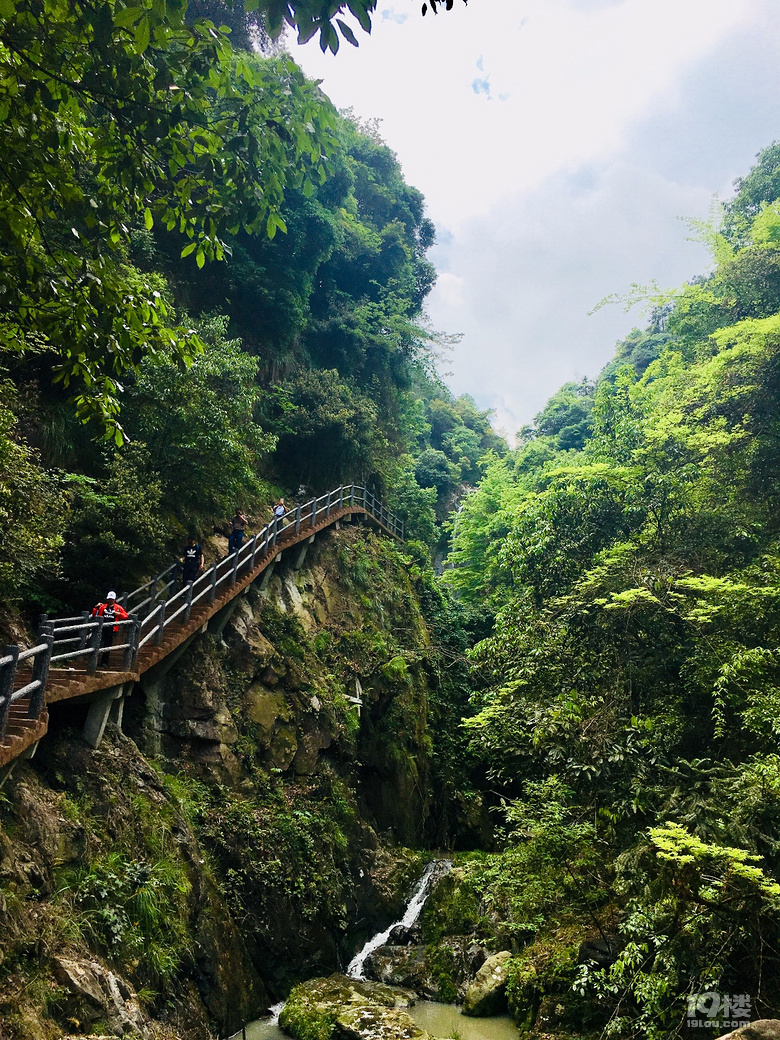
(91, 590, 129, 667)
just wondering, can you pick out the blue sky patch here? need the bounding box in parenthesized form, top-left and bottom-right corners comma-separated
(381, 8, 408, 23)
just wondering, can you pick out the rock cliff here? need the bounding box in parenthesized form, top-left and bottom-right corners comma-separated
(0, 523, 457, 1040)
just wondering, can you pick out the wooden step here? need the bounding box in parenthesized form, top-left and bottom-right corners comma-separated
(0, 713, 48, 768)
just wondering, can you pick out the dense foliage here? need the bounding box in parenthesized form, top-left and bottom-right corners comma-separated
(0, 1, 501, 616)
(444, 141, 780, 1035)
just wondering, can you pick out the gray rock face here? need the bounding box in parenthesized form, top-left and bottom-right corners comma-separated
(461, 950, 513, 1017)
(364, 945, 433, 995)
(52, 955, 150, 1038)
(717, 1022, 780, 1040)
(364, 937, 488, 1003)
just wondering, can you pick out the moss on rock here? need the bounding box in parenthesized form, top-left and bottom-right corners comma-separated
(280, 974, 428, 1040)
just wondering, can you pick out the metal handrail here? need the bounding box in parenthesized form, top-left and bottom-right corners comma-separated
(1, 484, 402, 752)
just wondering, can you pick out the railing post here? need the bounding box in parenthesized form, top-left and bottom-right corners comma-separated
(209, 566, 218, 604)
(29, 629, 53, 718)
(349, 485, 355, 507)
(78, 611, 91, 650)
(339, 486, 344, 511)
(127, 618, 141, 670)
(0, 645, 19, 742)
(231, 551, 239, 586)
(87, 618, 103, 673)
(326, 490, 332, 520)
(310, 499, 316, 529)
(184, 583, 194, 623)
(272, 516, 279, 549)
(295, 504, 301, 535)
(154, 602, 166, 646)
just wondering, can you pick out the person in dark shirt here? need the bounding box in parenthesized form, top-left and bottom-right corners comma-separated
(91, 590, 130, 667)
(182, 535, 203, 584)
(228, 509, 248, 554)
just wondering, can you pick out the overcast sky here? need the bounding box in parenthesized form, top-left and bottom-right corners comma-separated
(292, 0, 780, 439)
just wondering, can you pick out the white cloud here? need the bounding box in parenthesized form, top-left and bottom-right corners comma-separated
(290, 0, 780, 432)
(426, 161, 715, 435)
(294, 0, 754, 227)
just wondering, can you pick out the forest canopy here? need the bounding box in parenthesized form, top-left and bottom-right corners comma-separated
(0, 1, 501, 611)
(442, 139, 780, 1033)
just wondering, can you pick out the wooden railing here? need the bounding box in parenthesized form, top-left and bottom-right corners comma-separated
(0, 485, 400, 760)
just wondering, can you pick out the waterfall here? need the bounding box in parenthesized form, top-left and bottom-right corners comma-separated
(346, 860, 450, 979)
(268, 1001, 286, 1024)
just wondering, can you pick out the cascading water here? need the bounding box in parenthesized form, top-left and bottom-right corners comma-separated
(346, 860, 451, 979)
(268, 1001, 285, 1025)
(231, 861, 455, 1040)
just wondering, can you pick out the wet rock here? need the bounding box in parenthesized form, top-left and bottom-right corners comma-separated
(364, 946, 430, 992)
(462, 950, 512, 1016)
(363, 935, 488, 1004)
(387, 921, 422, 946)
(717, 1023, 780, 1040)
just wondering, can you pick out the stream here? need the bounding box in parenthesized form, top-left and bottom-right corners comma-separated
(231, 1002, 519, 1040)
(229, 861, 519, 1040)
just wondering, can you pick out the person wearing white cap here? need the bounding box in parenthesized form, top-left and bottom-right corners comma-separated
(90, 591, 129, 667)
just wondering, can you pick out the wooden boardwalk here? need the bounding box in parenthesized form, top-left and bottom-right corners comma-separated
(0, 488, 400, 771)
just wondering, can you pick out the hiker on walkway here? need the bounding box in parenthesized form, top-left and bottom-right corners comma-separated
(228, 509, 248, 555)
(182, 535, 203, 584)
(272, 498, 286, 520)
(91, 591, 129, 667)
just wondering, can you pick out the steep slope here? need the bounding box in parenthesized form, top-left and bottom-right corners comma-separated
(0, 524, 467, 1040)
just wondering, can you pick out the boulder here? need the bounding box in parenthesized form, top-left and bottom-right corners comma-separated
(364, 945, 432, 994)
(462, 950, 513, 1017)
(336, 1004, 430, 1039)
(280, 973, 429, 1040)
(717, 1023, 780, 1040)
(363, 936, 490, 1004)
(388, 923, 414, 945)
(51, 955, 150, 1038)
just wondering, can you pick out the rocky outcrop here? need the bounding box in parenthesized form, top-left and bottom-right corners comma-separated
(0, 526, 450, 1039)
(51, 955, 150, 1038)
(364, 937, 488, 1002)
(461, 950, 513, 1016)
(0, 733, 266, 1040)
(717, 1023, 780, 1040)
(280, 974, 432, 1040)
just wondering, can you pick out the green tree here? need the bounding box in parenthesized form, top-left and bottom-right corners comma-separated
(0, 385, 67, 604)
(123, 315, 276, 519)
(0, 0, 336, 432)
